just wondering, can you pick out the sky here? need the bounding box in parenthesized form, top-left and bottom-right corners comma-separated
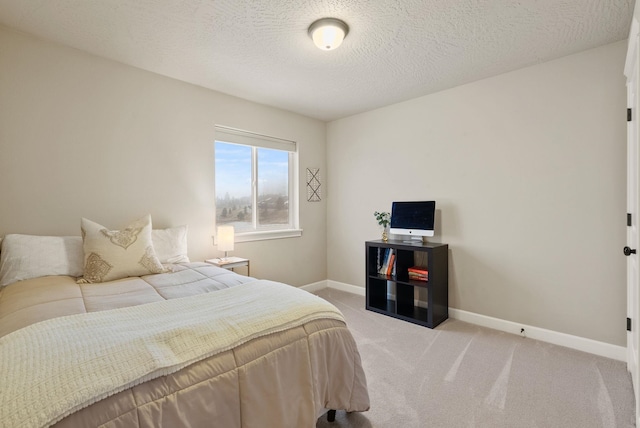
(215, 141, 288, 200)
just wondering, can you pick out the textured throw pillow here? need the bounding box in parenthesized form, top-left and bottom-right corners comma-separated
(152, 225, 190, 264)
(79, 215, 166, 283)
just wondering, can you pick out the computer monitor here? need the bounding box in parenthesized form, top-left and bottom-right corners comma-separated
(389, 201, 436, 240)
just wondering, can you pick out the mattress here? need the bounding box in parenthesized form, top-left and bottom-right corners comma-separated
(0, 263, 369, 427)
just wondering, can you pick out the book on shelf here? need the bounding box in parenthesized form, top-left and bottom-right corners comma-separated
(379, 248, 395, 276)
(378, 248, 387, 274)
(376, 248, 383, 272)
(376, 248, 383, 274)
(386, 253, 395, 276)
(407, 266, 428, 281)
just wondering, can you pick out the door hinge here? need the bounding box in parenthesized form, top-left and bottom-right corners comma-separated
(628, 317, 632, 332)
(628, 108, 633, 122)
(628, 213, 632, 227)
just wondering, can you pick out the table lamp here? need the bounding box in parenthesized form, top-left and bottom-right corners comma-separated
(217, 225, 235, 260)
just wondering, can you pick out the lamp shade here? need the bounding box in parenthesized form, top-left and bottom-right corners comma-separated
(308, 18, 349, 51)
(217, 225, 235, 253)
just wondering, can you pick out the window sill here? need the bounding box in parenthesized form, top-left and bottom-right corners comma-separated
(235, 229, 303, 243)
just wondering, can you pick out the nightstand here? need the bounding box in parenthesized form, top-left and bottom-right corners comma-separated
(205, 257, 250, 276)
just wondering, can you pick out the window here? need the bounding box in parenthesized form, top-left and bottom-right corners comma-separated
(214, 126, 300, 241)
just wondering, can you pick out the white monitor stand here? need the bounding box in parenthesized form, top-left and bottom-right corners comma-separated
(401, 236, 429, 244)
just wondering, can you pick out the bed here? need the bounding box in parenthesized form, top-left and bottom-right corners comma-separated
(0, 223, 370, 428)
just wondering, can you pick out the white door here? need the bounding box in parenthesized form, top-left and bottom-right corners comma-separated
(625, 17, 640, 425)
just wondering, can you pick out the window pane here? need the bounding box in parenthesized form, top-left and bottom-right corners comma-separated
(257, 148, 289, 227)
(215, 142, 252, 231)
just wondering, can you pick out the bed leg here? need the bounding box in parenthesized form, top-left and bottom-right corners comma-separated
(327, 409, 336, 422)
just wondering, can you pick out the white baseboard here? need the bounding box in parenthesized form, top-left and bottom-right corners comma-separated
(303, 280, 626, 362)
(326, 280, 366, 295)
(300, 280, 329, 293)
(448, 308, 626, 362)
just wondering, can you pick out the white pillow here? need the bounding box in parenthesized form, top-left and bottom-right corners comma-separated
(152, 225, 190, 264)
(79, 215, 166, 283)
(0, 234, 84, 287)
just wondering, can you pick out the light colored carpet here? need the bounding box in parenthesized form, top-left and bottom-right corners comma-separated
(315, 288, 635, 428)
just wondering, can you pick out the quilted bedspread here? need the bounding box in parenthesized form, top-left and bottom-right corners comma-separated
(0, 263, 369, 428)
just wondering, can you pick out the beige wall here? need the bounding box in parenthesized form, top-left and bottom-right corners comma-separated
(327, 41, 628, 346)
(0, 25, 327, 287)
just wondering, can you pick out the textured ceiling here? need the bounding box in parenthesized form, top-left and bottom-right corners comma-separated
(0, 0, 634, 121)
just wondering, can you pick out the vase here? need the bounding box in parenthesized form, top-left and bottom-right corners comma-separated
(381, 228, 388, 242)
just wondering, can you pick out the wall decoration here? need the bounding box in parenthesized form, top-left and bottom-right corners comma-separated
(306, 168, 321, 202)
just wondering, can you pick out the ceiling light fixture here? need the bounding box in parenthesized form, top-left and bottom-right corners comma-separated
(308, 18, 349, 51)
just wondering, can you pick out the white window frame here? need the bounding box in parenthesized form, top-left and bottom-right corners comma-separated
(214, 125, 301, 242)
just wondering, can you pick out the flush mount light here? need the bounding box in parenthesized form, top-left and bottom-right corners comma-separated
(308, 18, 349, 51)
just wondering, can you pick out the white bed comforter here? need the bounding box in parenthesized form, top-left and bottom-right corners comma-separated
(0, 280, 344, 428)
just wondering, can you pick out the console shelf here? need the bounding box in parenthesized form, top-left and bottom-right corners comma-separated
(365, 239, 448, 328)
